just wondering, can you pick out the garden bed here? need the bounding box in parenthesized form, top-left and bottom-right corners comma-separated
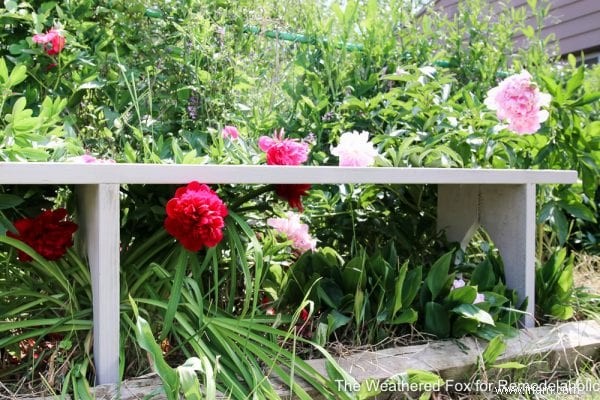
(81, 320, 600, 400)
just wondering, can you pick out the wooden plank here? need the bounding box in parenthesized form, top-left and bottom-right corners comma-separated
(77, 184, 121, 385)
(305, 320, 600, 388)
(0, 163, 578, 185)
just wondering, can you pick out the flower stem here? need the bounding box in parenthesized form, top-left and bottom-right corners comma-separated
(230, 184, 274, 210)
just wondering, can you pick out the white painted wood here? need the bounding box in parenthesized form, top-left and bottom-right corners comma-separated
(437, 185, 480, 249)
(77, 184, 121, 385)
(0, 163, 577, 185)
(480, 184, 536, 328)
(438, 184, 536, 327)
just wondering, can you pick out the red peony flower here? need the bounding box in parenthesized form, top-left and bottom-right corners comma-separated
(32, 28, 66, 56)
(164, 181, 228, 252)
(258, 129, 309, 166)
(7, 208, 78, 262)
(275, 184, 311, 212)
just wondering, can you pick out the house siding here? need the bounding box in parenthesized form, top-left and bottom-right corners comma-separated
(433, 0, 600, 56)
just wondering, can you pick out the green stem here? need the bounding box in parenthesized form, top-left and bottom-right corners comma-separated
(230, 184, 274, 210)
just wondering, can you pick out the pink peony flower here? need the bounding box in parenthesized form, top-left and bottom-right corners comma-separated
(484, 70, 551, 135)
(330, 131, 378, 167)
(71, 154, 115, 164)
(267, 212, 316, 253)
(164, 182, 228, 252)
(222, 125, 240, 140)
(32, 28, 66, 56)
(258, 129, 309, 166)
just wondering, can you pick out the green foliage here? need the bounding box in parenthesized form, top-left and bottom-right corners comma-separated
(536, 248, 575, 320)
(272, 240, 523, 345)
(273, 244, 421, 345)
(131, 297, 209, 400)
(0, 57, 73, 162)
(418, 246, 523, 340)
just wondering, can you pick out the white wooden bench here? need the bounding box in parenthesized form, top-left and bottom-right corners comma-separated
(0, 163, 577, 384)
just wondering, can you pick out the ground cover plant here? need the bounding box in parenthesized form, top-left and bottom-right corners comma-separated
(1, 0, 599, 398)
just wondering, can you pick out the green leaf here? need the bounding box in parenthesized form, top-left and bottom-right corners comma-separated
(539, 74, 560, 99)
(537, 202, 555, 223)
(177, 357, 205, 400)
(426, 250, 453, 300)
(0, 58, 8, 84)
(556, 258, 573, 299)
(493, 362, 526, 369)
(390, 308, 418, 325)
(356, 378, 381, 398)
(447, 286, 477, 304)
(0, 194, 24, 210)
(551, 208, 569, 245)
(566, 66, 584, 98)
(424, 302, 449, 338)
(451, 317, 479, 336)
(470, 259, 497, 292)
(571, 92, 600, 107)
(161, 248, 189, 340)
(129, 296, 179, 400)
(402, 266, 422, 307)
(11, 97, 27, 115)
(549, 304, 574, 320)
(392, 260, 408, 315)
(327, 310, 351, 334)
(558, 201, 596, 222)
(76, 80, 105, 90)
(452, 304, 495, 326)
(8, 64, 27, 87)
(481, 335, 506, 366)
(407, 369, 444, 386)
(354, 288, 365, 326)
(13, 116, 39, 132)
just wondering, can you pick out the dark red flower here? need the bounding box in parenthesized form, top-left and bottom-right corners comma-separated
(7, 208, 78, 262)
(299, 308, 309, 322)
(164, 181, 228, 252)
(275, 184, 311, 212)
(32, 28, 66, 56)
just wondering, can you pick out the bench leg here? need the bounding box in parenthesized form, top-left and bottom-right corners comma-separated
(438, 184, 536, 328)
(479, 184, 536, 327)
(78, 184, 121, 384)
(437, 185, 479, 249)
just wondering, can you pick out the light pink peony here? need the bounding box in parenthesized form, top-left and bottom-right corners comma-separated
(267, 212, 316, 253)
(71, 154, 115, 164)
(222, 125, 240, 140)
(484, 70, 551, 135)
(258, 129, 309, 166)
(331, 131, 378, 167)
